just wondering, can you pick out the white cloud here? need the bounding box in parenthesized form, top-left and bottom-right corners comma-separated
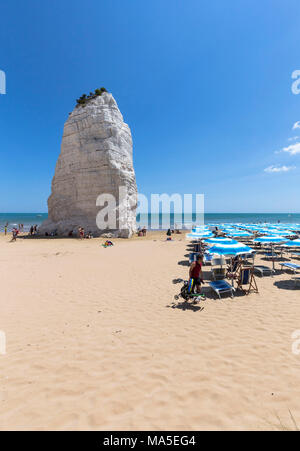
(281, 142, 300, 155)
(288, 136, 300, 141)
(292, 121, 300, 130)
(264, 165, 296, 173)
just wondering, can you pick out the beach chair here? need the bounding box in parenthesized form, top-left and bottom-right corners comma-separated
(254, 265, 275, 277)
(244, 252, 256, 265)
(226, 258, 243, 281)
(236, 266, 258, 295)
(279, 262, 300, 274)
(210, 280, 235, 299)
(203, 253, 213, 265)
(211, 255, 227, 280)
(230, 258, 241, 273)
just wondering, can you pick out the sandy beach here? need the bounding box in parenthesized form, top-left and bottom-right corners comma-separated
(0, 231, 299, 430)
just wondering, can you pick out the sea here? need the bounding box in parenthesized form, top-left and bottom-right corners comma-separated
(1, 212, 300, 233)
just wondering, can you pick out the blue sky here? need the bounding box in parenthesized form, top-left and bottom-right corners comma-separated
(0, 0, 299, 213)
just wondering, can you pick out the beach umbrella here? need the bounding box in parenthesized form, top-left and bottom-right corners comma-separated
(281, 239, 300, 247)
(186, 231, 214, 240)
(253, 236, 288, 244)
(207, 241, 254, 286)
(253, 236, 288, 269)
(207, 242, 254, 256)
(192, 226, 209, 233)
(204, 237, 238, 245)
(264, 229, 297, 237)
(227, 231, 253, 238)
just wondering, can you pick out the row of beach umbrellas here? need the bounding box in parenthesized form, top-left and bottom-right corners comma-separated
(186, 225, 300, 272)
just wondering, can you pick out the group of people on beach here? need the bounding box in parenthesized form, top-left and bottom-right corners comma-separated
(77, 228, 93, 239)
(9, 224, 38, 241)
(6, 223, 25, 235)
(29, 225, 38, 235)
(137, 227, 182, 239)
(137, 226, 147, 236)
(166, 228, 182, 240)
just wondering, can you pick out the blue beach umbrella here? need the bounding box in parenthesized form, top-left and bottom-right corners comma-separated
(281, 239, 300, 247)
(253, 236, 288, 244)
(227, 231, 253, 238)
(186, 231, 214, 240)
(207, 242, 254, 256)
(207, 241, 254, 286)
(192, 226, 210, 232)
(253, 236, 288, 269)
(204, 237, 238, 245)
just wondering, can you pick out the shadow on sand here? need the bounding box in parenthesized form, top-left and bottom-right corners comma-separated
(274, 280, 300, 291)
(166, 300, 204, 312)
(177, 260, 190, 267)
(17, 235, 80, 240)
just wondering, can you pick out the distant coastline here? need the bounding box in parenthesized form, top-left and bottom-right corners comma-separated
(0, 212, 300, 233)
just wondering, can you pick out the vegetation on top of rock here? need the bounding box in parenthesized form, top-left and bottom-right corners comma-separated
(76, 87, 108, 107)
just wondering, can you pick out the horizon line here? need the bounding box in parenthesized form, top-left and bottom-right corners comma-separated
(0, 212, 299, 215)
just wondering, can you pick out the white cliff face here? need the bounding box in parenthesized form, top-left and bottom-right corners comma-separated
(40, 92, 137, 237)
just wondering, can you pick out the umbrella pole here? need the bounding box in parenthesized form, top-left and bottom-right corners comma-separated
(272, 244, 275, 271)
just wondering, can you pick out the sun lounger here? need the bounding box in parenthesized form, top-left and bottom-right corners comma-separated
(210, 280, 235, 299)
(254, 265, 275, 277)
(280, 262, 300, 274)
(291, 252, 300, 259)
(211, 267, 226, 280)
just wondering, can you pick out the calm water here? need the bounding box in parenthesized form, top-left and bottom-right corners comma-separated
(0, 213, 48, 232)
(1, 212, 300, 232)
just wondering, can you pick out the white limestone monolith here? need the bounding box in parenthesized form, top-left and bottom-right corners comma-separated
(40, 92, 137, 237)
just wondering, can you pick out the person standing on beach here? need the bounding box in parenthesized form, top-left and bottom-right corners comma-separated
(189, 255, 204, 293)
(4, 224, 7, 235)
(11, 227, 18, 242)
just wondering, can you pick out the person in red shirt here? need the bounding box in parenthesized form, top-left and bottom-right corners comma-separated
(11, 227, 19, 242)
(189, 255, 204, 293)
